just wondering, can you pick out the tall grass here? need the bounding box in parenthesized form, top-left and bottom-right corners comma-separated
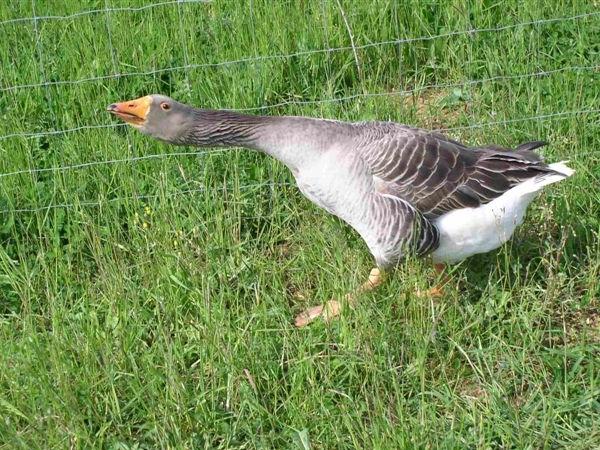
(0, 1, 598, 448)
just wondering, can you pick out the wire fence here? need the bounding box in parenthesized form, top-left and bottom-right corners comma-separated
(2, 10, 599, 95)
(0, 3, 598, 217)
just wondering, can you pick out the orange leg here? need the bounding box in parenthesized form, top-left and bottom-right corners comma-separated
(417, 262, 449, 297)
(294, 268, 383, 328)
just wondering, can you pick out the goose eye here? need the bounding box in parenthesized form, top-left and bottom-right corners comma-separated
(160, 102, 171, 111)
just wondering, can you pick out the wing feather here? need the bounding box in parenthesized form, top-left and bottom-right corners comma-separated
(355, 125, 557, 218)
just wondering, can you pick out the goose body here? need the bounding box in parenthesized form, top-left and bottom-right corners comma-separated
(280, 120, 573, 268)
(108, 95, 573, 325)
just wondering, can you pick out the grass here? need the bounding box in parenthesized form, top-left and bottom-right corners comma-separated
(0, 0, 599, 448)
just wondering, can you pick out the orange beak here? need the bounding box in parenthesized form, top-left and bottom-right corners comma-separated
(107, 96, 151, 126)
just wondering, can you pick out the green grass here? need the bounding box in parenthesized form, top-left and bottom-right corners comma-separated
(0, 0, 599, 448)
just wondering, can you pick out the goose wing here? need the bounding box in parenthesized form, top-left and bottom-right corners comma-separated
(359, 127, 554, 218)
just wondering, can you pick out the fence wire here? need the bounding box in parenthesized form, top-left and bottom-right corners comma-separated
(0, 181, 293, 215)
(0, 0, 212, 27)
(1, 65, 598, 143)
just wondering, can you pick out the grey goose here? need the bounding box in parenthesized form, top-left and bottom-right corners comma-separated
(108, 95, 574, 327)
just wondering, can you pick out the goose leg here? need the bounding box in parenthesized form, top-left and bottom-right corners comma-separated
(294, 268, 383, 327)
(416, 263, 448, 297)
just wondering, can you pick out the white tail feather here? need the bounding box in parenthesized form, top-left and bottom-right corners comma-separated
(505, 160, 574, 196)
(548, 160, 575, 177)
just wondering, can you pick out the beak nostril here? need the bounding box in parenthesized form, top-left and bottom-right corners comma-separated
(128, 104, 135, 107)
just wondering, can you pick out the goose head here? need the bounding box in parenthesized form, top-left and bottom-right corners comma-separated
(107, 94, 195, 143)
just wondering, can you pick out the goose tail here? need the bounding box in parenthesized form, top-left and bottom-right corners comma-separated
(506, 161, 574, 197)
(548, 160, 575, 178)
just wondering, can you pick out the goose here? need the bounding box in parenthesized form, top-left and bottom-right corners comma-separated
(107, 95, 574, 327)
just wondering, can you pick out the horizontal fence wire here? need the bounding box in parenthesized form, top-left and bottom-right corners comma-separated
(0, 182, 293, 214)
(1, 65, 598, 143)
(0, 0, 212, 27)
(0, 149, 227, 179)
(435, 109, 600, 132)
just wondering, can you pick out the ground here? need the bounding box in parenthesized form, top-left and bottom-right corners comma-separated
(0, 1, 598, 448)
